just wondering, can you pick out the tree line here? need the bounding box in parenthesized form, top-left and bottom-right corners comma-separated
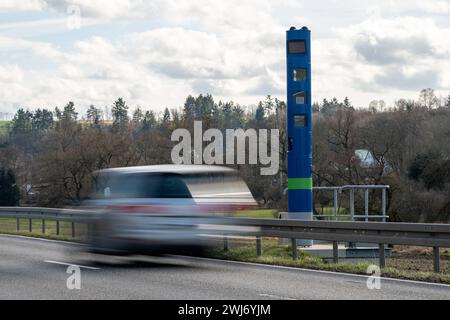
(0, 89, 449, 222)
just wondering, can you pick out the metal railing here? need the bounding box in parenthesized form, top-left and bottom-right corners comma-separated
(313, 185, 390, 222)
(0, 207, 89, 238)
(1, 207, 449, 273)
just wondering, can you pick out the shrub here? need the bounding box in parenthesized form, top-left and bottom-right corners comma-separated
(0, 168, 20, 206)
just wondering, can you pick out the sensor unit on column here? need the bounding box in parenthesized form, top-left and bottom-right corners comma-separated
(293, 68, 307, 81)
(288, 40, 307, 54)
(286, 26, 313, 232)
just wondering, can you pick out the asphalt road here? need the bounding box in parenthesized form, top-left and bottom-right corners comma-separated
(1, 234, 450, 300)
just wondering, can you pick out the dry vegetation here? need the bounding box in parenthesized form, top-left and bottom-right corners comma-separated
(0, 90, 449, 223)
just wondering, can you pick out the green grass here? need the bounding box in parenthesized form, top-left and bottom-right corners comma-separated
(235, 209, 278, 219)
(235, 208, 353, 221)
(314, 206, 352, 221)
(317, 207, 349, 214)
(0, 121, 10, 137)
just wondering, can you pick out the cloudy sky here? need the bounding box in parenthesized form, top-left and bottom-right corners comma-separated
(1, 0, 450, 115)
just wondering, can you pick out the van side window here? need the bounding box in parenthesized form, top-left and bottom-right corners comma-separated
(161, 175, 191, 198)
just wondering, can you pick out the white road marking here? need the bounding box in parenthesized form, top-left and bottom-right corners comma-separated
(0, 233, 83, 245)
(44, 260, 100, 270)
(346, 280, 366, 284)
(258, 293, 295, 300)
(183, 256, 450, 289)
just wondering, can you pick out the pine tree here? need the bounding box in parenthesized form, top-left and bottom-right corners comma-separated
(86, 105, 102, 125)
(32, 109, 54, 130)
(142, 111, 156, 130)
(445, 94, 450, 108)
(62, 101, 78, 122)
(195, 94, 215, 119)
(112, 98, 129, 127)
(255, 102, 265, 123)
(132, 107, 144, 124)
(11, 108, 32, 134)
(162, 108, 171, 125)
(263, 95, 275, 113)
(183, 95, 196, 120)
(344, 97, 351, 108)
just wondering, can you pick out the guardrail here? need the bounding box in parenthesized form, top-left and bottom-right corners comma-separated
(0, 207, 89, 238)
(0, 207, 449, 273)
(226, 217, 450, 272)
(313, 185, 390, 222)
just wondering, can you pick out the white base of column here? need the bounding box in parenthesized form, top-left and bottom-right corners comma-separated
(288, 212, 313, 246)
(288, 212, 313, 220)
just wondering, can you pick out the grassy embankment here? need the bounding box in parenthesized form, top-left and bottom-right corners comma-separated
(0, 218, 86, 242)
(0, 121, 10, 137)
(218, 209, 450, 284)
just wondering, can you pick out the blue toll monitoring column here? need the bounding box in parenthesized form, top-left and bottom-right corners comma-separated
(286, 26, 313, 222)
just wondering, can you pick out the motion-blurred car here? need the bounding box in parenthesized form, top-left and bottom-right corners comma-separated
(84, 165, 256, 256)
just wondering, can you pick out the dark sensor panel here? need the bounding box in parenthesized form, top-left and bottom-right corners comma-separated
(288, 40, 306, 54)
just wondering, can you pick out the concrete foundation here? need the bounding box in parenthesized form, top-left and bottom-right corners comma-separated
(301, 244, 391, 261)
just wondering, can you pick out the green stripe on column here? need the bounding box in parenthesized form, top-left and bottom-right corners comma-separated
(288, 178, 313, 190)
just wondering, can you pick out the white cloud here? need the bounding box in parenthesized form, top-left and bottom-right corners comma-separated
(0, 0, 44, 11)
(311, 16, 450, 105)
(0, 1, 450, 113)
(0, 64, 23, 83)
(407, 0, 450, 14)
(367, 0, 450, 15)
(12, 0, 282, 31)
(0, 22, 286, 113)
(0, 0, 291, 113)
